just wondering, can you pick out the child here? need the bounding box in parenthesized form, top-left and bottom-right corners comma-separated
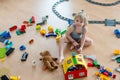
(58, 10, 93, 63)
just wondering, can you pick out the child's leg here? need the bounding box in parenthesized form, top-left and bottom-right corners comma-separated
(58, 36, 69, 64)
(84, 37, 93, 47)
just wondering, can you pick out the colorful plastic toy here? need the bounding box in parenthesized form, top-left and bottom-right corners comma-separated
(29, 39, 34, 44)
(62, 52, 87, 80)
(56, 33, 61, 42)
(1, 75, 9, 80)
(114, 49, 120, 55)
(10, 76, 21, 80)
(45, 33, 57, 37)
(114, 29, 120, 38)
(36, 25, 41, 30)
(0, 48, 7, 59)
(36, 15, 48, 25)
(48, 26, 54, 33)
(6, 48, 15, 56)
(20, 45, 26, 51)
(9, 25, 17, 31)
(21, 52, 28, 61)
(40, 29, 46, 36)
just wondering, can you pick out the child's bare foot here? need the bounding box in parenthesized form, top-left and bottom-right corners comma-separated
(59, 56, 64, 64)
(70, 45, 74, 50)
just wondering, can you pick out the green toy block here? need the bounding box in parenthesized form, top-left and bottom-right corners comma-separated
(55, 29, 61, 34)
(93, 60, 98, 67)
(61, 30, 67, 36)
(29, 18, 32, 23)
(0, 48, 7, 59)
(116, 57, 120, 63)
(16, 29, 25, 35)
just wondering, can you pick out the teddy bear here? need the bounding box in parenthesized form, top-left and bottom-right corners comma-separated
(40, 50, 58, 71)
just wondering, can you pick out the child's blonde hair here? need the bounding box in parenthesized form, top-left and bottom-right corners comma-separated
(74, 10, 89, 26)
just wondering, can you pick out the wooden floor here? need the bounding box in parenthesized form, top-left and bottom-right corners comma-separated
(0, 0, 120, 80)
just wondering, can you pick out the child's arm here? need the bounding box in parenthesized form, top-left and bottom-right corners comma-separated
(66, 26, 75, 43)
(80, 27, 87, 49)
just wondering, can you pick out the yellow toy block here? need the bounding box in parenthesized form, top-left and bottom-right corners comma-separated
(99, 74, 110, 80)
(36, 25, 41, 30)
(10, 76, 21, 80)
(40, 29, 46, 35)
(114, 50, 120, 55)
(48, 26, 54, 33)
(56, 33, 61, 42)
(105, 68, 112, 72)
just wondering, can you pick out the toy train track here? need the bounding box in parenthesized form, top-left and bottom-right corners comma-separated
(52, 0, 120, 26)
(86, 0, 120, 6)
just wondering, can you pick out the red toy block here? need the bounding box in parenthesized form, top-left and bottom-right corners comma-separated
(112, 74, 116, 79)
(32, 16, 35, 23)
(9, 25, 17, 31)
(103, 72, 109, 76)
(21, 25, 26, 30)
(20, 29, 25, 33)
(23, 21, 29, 24)
(87, 62, 94, 67)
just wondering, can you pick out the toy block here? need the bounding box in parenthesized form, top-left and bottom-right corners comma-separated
(1, 75, 9, 80)
(61, 30, 67, 36)
(45, 33, 57, 37)
(9, 25, 17, 31)
(114, 29, 120, 38)
(6, 41, 13, 50)
(32, 60, 36, 67)
(10, 76, 20, 80)
(93, 60, 99, 67)
(4, 40, 9, 45)
(55, 29, 61, 34)
(112, 54, 120, 60)
(40, 29, 46, 36)
(16, 29, 25, 35)
(48, 26, 54, 33)
(23, 21, 29, 24)
(87, 62, 94, 67)
(116, 57, 120, 63)
(31, 16, 35, 23)
(2, 32, 11, 39)
(115, 67, 120, 72)
(114, 50, 120, 55)
(29, 39, 34, 44)
(0, 30, 7, 36)
(0, 48, 7, 59)
(21, 25, 26, 30)
(36, 25, 41, 30)
(6, 48, 15, 56)
(112, 74, 116, 79)
(0, 37, 6, 42)
(56, 33, 61, 42)
(20, 45, 26, 51)
(21, 52, 28, 61)
(42, 15, 48, 22)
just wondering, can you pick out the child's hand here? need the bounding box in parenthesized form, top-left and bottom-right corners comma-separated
(72, 41, 79, 47)
(77, 47, 82, 54)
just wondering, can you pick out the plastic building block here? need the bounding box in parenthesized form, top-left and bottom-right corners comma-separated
(9, 25, 17, 31)
(105, 19, 116, 26)
(48, 26, 54, 33)
(55, 29, 61, 34)
(6, 41, 13, 50)
(61, 30, 67, 36)
(56, 33, 61, 42)
(116, 57, 120, 63)
(31, 16, 35, 23)
(20, 45, 26, 51)
(114, 50, 120, 55)
(29, 39, 34, 44)
(36, 25, 41, 30)
(112, 74, 116, 79)
(6, 48, 15, 56)
(10, 76, 20, 80)
(0, 48, 7, 59)
(16, 29, 25, 35)
(32, 60, 36, 67)
(4, 40, 9, 45)
(21, 52, 28, 61)
(0, 30, 7, 36)
(40, 29, 46, 36)
(45, 33, 57, 37)
(115, 67, 120, 72)
(112, 54, 120, 60)
(114, 29, 120, 38)
(2, 32, 11, 39)
(1, 75, 9, 80)
(36, 15, 48, 25)
(87, 62, 94, 67)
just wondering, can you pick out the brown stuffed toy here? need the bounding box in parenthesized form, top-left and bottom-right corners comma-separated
(40, 50, 58, 71)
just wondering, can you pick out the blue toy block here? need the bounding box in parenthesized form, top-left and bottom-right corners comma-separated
(114, 29, 120, 38)
(20, 45, 26, 51)
(45, 33, 57, 37)
(1, 75, 9, 80)
(2, 32, 11, 39)
(4, 40, 9, 45)
(0, 30, 7, 36)
(21, 52, 28, 61)
(72, 52, 76, 56)
(6, 42, 13, 50)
